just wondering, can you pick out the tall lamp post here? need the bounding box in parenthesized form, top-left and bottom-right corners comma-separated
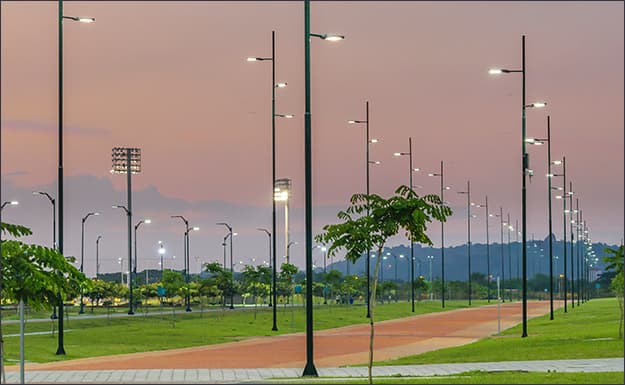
(57, 1, 94, 356)
(304, 0, 344, 375)
(33, 192, 57, 318)
(493, 208, 506, 302)
(287, 241, 298, 262)
(274, 178, 292, 263)
(247, 33, 291, 327)
(428, 162, 450, 307)
(79, 211, 99, 314)
(473, 197, 491, 302)
(526, 115, 560, 319)
(457, 181, 474, 305)
(257, 228, 274, 310)
(95, 235, 102, 279)
(504, 214, 513, 302)
(348, 100, 380, 318)
(568, 184, 576, 309)
(172, 215, 198, 312)
(554, 157, 568, 312)
(217, 222, 234, 309)
(134, 219, 151, 289)
(394, 137, 420, 312)
(426, 255, 434, 300)
(489, 35, 547, 337)
(158, 241, 165, 275)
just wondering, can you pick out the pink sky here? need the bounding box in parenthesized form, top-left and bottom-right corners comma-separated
(1, 1, 623, 273)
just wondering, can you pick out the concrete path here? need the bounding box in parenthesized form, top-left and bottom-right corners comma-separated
(3, 358, 623, 383)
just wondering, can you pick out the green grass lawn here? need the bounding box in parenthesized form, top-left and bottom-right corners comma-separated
(377, 297, 624, 366)
(276, 371, 624, 384)
(2, 299, 482, 364)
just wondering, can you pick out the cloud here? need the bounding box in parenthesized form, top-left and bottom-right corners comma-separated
(1, 120, 110, 136)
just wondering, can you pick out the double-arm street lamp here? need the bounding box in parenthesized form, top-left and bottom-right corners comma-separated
(79, 211, 99, 314)
(394, 137, 421, 312)
(172, 215, 199, 312)
(554, 158, 569, 312)
(348, 100, 380, 318)
(472, 197, 491, 302)
(134, 219, 151, 289)
(247, 32, 291, 327)
(57, 4, 94, 355)
(457, 181, 476, 306)
(568, 185, 576, 309)
(304, 0, 344, 375)
(217, 222, 234, 309)
(489, 35, 547, 337)
(526, 115, 559, 320)
(428, 162, 450, 307)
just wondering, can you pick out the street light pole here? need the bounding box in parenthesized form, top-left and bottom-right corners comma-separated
(569, 183, 575, 309)
(173, 215, 195, 312)
(474, 197, 490, 302)
(247, 32, 291, 328)
(303, 0, 343, 375)
(428, 161, 448, 308)
(57, 2, 94, 355)
(80, 211, 99, 314)
(95, 235, 102, 279)
(489, 35, 547, 337)
(555, 157, 568, 312)
(158, 241, 165, 276)
(526, 115, 559, 319)
(394, 137, 420, 312)
(134, 219, 151, 290)
(457, 181, 472, 305)
(33, 192, 57, 318)
(348, 101, 378, 318)
(217, 222, 234, 309)
(258, 228, 274, 310)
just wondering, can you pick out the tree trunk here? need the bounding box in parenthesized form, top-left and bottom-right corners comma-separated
(368, 246, 384, 384)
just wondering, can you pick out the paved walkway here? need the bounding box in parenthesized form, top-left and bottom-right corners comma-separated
(10, 301, 556, 372)
(3, 358, 623, 383)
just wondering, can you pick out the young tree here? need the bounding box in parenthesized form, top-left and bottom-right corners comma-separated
(603, 245, 624, 337)
(1, 222, 89, 378)
(316, 186, 451, 384)
(204, 262, 234, 308)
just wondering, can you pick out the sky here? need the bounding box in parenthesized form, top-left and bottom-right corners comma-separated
(1, 1, 623, 275)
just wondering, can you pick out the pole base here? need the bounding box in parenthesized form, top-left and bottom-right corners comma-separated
(302, 363, 318, 377)
(271, 326, 278, 331)
(55, 347, 66, 355)
(185, 307, 192, 312)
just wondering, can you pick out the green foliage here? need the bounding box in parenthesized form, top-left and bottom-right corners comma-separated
(161, 270, 184, 300)
(1, 222, 88, 309)
(204, 262, 235, 300)
(603, 245, 624, 337)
